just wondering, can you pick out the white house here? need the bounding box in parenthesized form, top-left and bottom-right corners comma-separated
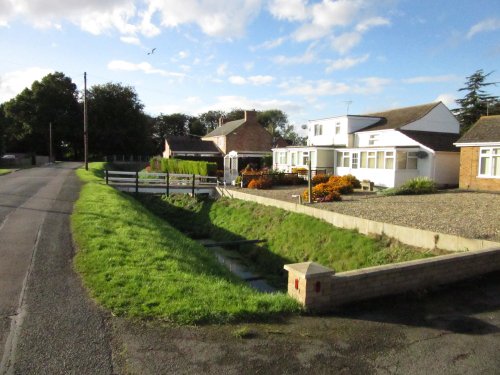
(273, 102, 461, 187)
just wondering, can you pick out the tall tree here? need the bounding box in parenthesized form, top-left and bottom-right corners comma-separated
(453, 69, 499, 134)
(225, 108, 245, 121)
(151, 113, 190, 153)
(3, 72, 81, 159)
(198, 110, 225, 134)
(87, 83, 151, 157)
(257, 109, 289, 138)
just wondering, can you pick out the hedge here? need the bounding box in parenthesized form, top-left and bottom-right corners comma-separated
(150, 157, 217, 176)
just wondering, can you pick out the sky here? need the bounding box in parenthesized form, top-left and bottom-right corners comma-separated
(0, 0, 499, 131)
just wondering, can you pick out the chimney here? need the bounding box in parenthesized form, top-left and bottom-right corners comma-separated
(244, 110, 257, 122)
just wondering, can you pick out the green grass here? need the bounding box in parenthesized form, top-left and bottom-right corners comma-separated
(379, 177, 437, 196)
(0, 169, 12, 176)
(72, 163, 300, 324)
(138, 195, 434, 287)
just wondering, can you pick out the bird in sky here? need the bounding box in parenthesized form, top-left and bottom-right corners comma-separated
(147, 48, 156, 55)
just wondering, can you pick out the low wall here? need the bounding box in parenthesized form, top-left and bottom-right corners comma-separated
(216, 187, 500, 252)
(285, 247, 500, 310)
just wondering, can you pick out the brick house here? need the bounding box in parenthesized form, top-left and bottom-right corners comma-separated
(454, 115, 500, 191)
(202, 110, 272, 154)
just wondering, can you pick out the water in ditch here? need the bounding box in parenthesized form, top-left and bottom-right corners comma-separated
(196, 239, 276, 293)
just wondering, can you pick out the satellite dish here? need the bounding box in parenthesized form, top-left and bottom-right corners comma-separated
(301, 124, 308, 130)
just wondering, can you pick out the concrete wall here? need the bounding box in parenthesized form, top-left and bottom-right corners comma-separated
(285, 247, 500, 310)
(459, 146, 500, 191)
(216, 188, 500, 252)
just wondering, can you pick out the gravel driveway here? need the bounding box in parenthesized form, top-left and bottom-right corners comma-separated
(234, 187, 500, 242)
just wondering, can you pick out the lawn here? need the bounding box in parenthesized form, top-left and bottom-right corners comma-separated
(71, 163, 299, 324)
(0, 169, 12, 176)
(138, 194, 434, 287)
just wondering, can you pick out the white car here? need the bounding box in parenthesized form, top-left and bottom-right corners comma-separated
(1, 154, 15, 159)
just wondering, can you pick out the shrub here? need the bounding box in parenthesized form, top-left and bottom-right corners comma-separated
(247, 176, 273, 189)
(311, 174, 331, 186)
(327, 176, 354, 194)
(281, 174, 307, 186)
(302, 183, 342, 202)
(150, 157, 217, 176)
(291, 167, 308, 176)
(342, 174, 361, 189)
(379, 177, 437, 196)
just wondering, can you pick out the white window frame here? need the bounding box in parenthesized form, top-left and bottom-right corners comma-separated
(351, 152, 358, 169)
(478, 147, 500, 178)
(335, 122, 341, 135)
(314, 124, 323, 136)
(368, 134, 379, 146)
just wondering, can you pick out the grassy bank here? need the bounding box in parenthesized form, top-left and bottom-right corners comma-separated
(0, 169, 12, 176)
(72, 163, 299, 324)
(138, 195, 434, 287)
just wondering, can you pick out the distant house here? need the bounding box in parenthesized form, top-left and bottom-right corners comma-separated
(454, 115, 500, 191)
(163, 135, 222, 159)
(273, 102, 461, 188)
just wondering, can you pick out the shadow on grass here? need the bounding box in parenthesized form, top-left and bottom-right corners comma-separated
(135, 194, 293, 289)
(317, 271, 500, 335)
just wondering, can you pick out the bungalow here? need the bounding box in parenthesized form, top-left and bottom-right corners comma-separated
(273, 102, 461, 188)
(454, 115, 500, 191)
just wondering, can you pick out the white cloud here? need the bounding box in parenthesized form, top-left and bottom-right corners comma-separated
(250, 36, 286, 51)
(150, 0, 262, 38)
(325, 54, 369, 72)
(353, 77, 392, 94)
(107, 60, 185, 78)
(467, 18, 500, 39)
(268, 0, 308, 22)
(0, 67, 54, 102)
(331, 31, 362, 54)
(200, 95, 303, 114)
(434, 93, 456, 108)
(355, 16, 390, 33)
(228, 75, 274, 85)
(272, 48, 315, 65)
(280, 79, 350, 96)
(216, 63, 228, 76)
(178, 50, 189, 59)
(120, 35, 141, 45)
(402, 75, 457, 84)
(229, 75, 247, 85)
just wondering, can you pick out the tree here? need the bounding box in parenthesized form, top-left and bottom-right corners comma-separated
(151, 113, 189, 153)
(257, 109, 289, 139)
(453, 69, 499, 134)
(225, 108, 245, 121)
(87, 83, 152, 157)
(198, 110, 225, 134)
(3, 72, 81, 159)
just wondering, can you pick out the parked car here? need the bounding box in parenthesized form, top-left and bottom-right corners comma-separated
(1, 154, 15, 159)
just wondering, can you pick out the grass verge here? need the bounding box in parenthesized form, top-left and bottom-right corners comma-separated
(0, 169, 12, 176)
(138, 195, 435, 287)
(72, 163, 300, 324)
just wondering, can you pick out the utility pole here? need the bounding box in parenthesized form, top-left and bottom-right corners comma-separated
(83, 72, 89, 170)
(49, 122, 53, 163)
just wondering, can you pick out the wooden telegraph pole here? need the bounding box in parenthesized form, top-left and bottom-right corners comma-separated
(83, 72, 89, 170)
(49, 122, 53, 163)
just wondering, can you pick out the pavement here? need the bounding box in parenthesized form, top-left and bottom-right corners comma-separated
(0, 163, 113, 374)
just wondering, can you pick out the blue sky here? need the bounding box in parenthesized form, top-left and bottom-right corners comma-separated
(0, 0, 499, 129)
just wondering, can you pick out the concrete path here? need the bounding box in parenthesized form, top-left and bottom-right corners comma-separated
(0, 163, 112, 374)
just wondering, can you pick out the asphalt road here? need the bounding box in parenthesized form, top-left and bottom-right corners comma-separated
(0, 163, 112, 374)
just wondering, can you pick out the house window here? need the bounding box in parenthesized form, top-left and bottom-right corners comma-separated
(385, 151, 394, 169)
(396, 151, 418, 170)
(314, 124, 323, 136)
(310, 151, 316, 166)
(302, 152, 310, 165)
(335, 122, 341, 135)
(360, 152, 367, 168)
(291, 152, 296, 166)
(351, 153, 358, 169)
(278, 151, 287, 164)
(479, 147, 500, 177)
(367, 151, 376, 168)
(337, 151, 350, 167)
(376, 151, 384, 169)
(368, 134, 379, 146)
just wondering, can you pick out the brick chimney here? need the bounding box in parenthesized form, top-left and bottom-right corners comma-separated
(244, 110, 257, 123)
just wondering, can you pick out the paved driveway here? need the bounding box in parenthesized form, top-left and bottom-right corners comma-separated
(0, 163, 112, 374)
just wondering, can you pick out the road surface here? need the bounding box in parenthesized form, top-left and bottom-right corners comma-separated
(0, 163, 112, 374)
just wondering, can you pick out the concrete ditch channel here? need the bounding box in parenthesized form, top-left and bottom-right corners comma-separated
(196, 239, 276, 293)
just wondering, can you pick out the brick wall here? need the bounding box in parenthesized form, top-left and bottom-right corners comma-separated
(225, 121, 272, 152)
(285, 247, 500, 311)
(459, 146, 500, 191)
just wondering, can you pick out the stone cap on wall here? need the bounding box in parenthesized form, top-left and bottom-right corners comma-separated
(284, 262, 335, 279)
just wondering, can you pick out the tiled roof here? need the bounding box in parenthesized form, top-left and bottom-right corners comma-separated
(455, 115, 500, 143)
(399, 130, 460, 152)
(166, 136, 221, 153)
(361, 102, 441, 131)
(204, 119, 246, 137)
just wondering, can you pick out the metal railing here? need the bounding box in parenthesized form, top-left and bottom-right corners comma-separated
(105, 170, 219, 195)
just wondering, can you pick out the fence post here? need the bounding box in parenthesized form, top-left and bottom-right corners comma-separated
(105, 169, 108, 185)
(166, 171, 170, 197)
(135, 171, 139, 194)
(192, 174, 195, 196)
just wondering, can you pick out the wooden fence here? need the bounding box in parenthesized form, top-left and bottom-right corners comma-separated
(105, 170, 219, 195)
